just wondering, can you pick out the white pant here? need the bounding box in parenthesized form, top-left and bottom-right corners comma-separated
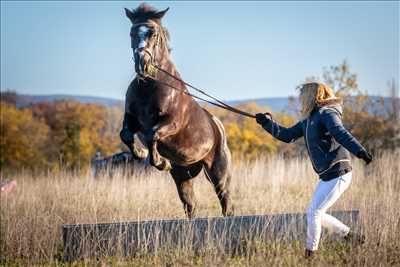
(306, 172, 352, 251)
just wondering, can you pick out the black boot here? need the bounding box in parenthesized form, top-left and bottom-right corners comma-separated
(305, 249, 315, 259)
(344, 231, 365, 245)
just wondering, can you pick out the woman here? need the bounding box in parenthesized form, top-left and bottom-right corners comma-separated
(255, 82, 372, 258)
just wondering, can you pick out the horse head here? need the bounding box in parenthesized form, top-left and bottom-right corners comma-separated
(125, 3, 170, 77)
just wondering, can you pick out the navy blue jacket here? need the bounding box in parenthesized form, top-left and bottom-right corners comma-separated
(260, 101, 367, 180)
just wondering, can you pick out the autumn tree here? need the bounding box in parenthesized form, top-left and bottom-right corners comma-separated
(305, 60, 399, 152)
(204, 102, 296, 161)
(0, 90, 18, 106)
(382, 79, 400, 149)
(31, 100, 123, 170)
(0, 101, 49, 172)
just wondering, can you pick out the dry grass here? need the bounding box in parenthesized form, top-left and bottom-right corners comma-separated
(1, 151, 399, 266)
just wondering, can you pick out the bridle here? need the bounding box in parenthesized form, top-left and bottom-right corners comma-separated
(131, 21, 163, 79)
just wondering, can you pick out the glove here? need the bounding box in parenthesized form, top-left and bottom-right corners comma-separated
(357, 150, 373, 165)
(255, 113, 270, 125)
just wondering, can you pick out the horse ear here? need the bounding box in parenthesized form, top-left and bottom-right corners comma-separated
(153, 7, 169, 19)
(125, 8, 135, 23)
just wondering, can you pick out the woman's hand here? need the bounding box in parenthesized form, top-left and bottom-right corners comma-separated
(255, 113, 270, 125)
(357, 150, 373, 165)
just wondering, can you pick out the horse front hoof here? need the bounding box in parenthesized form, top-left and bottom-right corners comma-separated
(135, 148, 149, 160)
(154, 158, 171, 171)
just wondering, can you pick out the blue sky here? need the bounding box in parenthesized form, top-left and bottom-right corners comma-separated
(1, 1, 398, 100)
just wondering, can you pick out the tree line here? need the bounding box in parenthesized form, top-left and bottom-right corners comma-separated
(1, 61, 398, 173)
(0, 99, 124, 173)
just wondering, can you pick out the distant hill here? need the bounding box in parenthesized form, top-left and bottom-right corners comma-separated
(11, 94, 296, 113)
(4, 93, 398, 115)
(15, 94, 124, 108)
(227, 97, 296, 113)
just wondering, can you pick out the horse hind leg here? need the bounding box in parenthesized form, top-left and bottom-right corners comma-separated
(170, 163, 202, 219)
(204, 117, 234, 217)
(204, 163, 234, 217)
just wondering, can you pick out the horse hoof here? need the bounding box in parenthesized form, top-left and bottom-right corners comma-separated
(155, 159, 171, 171)
(164, 164, 172, 172)
(223, 207, 235, 217)
(136, 149, 149, 160)
(162, 160, 172, 171)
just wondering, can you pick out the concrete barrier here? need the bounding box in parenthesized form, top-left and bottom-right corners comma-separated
(62, 210, 360, 260)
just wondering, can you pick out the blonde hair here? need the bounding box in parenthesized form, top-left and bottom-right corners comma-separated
(299, 82, 339, 118)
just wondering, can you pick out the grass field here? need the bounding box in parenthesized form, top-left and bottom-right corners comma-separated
(1, 151, 399, 266)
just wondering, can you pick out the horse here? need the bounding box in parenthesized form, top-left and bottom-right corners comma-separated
(120, 3, 234, 218)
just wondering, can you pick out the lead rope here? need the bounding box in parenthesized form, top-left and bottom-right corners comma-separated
(140, 65, 276, 137)
(149, 64, 272, 120)
(148, 77, 254, 116)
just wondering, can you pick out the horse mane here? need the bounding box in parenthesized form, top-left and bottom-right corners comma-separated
(161, 27, 171, 53)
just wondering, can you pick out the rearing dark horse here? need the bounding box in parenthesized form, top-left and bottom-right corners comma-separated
(120, 3, 234, 218)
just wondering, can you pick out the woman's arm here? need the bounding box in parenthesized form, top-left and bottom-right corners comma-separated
(321, 108, 372, 163)
(256, 113, 303, 143)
